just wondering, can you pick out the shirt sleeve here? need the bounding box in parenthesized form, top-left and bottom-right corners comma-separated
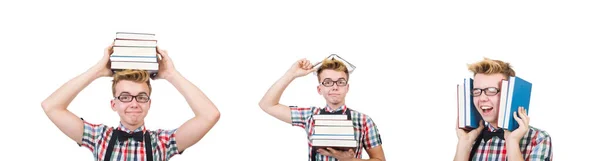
(289, 106, 317, 129)
(527, 131, 552, 161)
(79, 118, 109, 152)
(156, 128, 181, 159)
(362, 116, 383, 149)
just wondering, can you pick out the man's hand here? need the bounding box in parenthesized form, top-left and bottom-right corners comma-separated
(153, 47, 178, 80)
(90, 43, 114, 78)
(318, 148, 356, 161)
(505, 107, 530, 143)
(286, 58, 317, 78)
(457, 120, 485, 143)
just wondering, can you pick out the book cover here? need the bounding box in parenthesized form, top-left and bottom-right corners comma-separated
(499, 76, 532, 131)
(457, 78, 483, 129)
(312, 54, 356, 75)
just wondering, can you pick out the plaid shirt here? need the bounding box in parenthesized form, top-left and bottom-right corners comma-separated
(79, 119, 181, 161)
(290, 105, 383, 161)
(471, 124, 553, 161)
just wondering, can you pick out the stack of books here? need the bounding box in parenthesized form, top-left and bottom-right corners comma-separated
(498, 76, 532, 131)
(456, 76, 533, 131)
(110, 32, 159, 77)
(457, 78, 482, 130)
(310, 114, 357, 151)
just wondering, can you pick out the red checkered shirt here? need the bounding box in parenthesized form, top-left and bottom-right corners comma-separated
(79, 119, 181, 161)
(471, 124, 553, 161)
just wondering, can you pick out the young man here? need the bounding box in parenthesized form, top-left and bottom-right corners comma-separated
(41, 44, 221, 161)
(453, 58, 552, 161)
(259, 58, 386, 161)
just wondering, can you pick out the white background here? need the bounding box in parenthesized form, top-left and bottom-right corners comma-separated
(1, 0, 598, 160)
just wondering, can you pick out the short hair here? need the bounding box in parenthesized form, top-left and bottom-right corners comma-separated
(468, 57, 516, 78)
(111, 69, 152, 96)
(317, 58, 349, 81)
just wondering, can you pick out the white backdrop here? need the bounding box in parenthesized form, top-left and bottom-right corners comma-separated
(1, 0, 598, 160)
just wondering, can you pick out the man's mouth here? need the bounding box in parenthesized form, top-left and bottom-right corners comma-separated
(481, 106, 493, 114)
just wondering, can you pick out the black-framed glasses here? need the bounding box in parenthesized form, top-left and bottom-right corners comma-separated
(471, 87, 500, 97)
(115, 95, 150, 103)
(321, 78, 348, 87)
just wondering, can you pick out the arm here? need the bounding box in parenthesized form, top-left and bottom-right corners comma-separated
(41, 44, 114, 145)
(454, 120, 485, 161)
(154, 48, 221, 153)
(505, 107, 534, 161)
(258, 59, 316, 124)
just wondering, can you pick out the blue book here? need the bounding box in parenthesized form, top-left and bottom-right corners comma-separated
(457, 78, 483, 129)
(498, 76, 532, 131)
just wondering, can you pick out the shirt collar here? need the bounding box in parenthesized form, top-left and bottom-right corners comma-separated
(486, 123, 502, 132)
(324, 104, 347, 113)
(117, 122, 146, 133)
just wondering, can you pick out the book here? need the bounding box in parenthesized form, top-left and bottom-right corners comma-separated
(114, 39, 157, 47)
(311, 139, 357, 151)
(457, 78, 483, 130)
(116, 32, 156, 40)
(312, 54, 356, 75)
(498, 76, 532, 131)
(310, 113, 357, 151)
(110, 32, 160, 78)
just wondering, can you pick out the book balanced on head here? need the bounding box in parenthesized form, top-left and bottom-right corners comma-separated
(110, 32, 159, 78)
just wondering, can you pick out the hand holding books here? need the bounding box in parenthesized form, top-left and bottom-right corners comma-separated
(503, 107, 530, 142)
(153, 47, 178, 80)
(89, 43, 116, 78)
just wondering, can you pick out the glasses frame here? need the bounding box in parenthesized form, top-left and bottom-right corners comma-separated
(471, 87, 500, 97)
(114, 94, 150, 103)
(320, 78, 348, 87)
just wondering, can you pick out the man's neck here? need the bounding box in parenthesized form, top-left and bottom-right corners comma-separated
(327, 102, 345, 110)
(121, 122, 144, 132)
(489, 121, 499, 129)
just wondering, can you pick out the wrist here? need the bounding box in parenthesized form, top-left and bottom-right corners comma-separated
(87, 65, 106, 79)
(164, 71, 181, 82)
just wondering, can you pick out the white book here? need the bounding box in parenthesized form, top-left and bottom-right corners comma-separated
(111, 61, 158, 70)
(311, 139, 357, 148)
(110, 55, 158, 63)
(116, 32, 156, 40)
(112, 46, 157, 57)
(315, 120, 353, 126)
(313, 114, 348, 120)
(314, 126, 354, 135)
(114, 39, 157, 47)
(311, 134, 355, 140)
(498, 80, 510, 129)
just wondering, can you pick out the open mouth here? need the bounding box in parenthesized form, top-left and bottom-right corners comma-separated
(481, 106, 493, 114)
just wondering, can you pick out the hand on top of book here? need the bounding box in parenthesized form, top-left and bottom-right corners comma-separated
(317, 148, 355, 161)
(153, 47, 178, 80)
(504, 107, 530, 143)
(286, 58, 317, 78)
(456, 120, 485, 143)
(91, 43, 115, 78)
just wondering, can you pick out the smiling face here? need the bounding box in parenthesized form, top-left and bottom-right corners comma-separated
(111, 80, 151, 127)
(110, 70, 152, 128)
(472, 73, 505, 123)
(467, 57, 516, 127)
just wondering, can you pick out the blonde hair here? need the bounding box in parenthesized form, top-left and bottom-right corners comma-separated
(111, 69, 152, 96)
(317, 58, 349, 80)
(468, 57, 516, 78)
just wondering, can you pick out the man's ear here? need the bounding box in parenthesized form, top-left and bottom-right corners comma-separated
(110, 99, 117, 111)
(317, 85, 323, 95)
